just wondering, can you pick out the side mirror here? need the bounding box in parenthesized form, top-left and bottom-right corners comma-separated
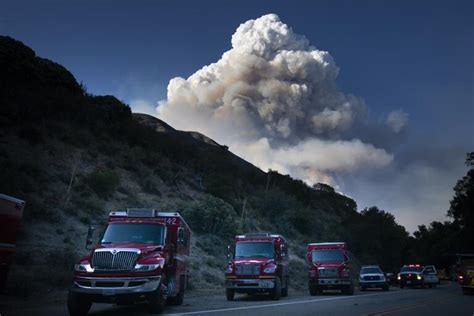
(227, 245, 233, 262)
(86, 226, 95, 250)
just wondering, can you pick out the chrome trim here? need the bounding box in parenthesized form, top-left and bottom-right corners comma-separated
(92, 248, 140, 271)
(72, 276, 161, 295)
(225, 278, 275, 289)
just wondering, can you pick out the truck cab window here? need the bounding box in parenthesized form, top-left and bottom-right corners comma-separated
(235, 242, 274, 259)
(101, 223, 165, 244)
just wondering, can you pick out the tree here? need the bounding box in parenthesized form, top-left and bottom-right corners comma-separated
(447, 152, 474, 250)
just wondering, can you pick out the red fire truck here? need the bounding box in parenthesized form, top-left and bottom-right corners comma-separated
(225, 233, 289, 300)
(0, 193, 25, 292)
(68, 209, 191, 315)
(307, 242, 354, 295)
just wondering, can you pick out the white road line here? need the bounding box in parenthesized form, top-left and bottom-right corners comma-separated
(164, 290, 411, 315)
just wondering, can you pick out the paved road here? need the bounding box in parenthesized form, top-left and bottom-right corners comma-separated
(1, 282, 473, 316)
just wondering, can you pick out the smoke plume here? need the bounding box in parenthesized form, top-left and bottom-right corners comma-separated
(157, 14, 395, 185)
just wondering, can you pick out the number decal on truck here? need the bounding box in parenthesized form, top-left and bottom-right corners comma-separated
(166, 217, 178, 225)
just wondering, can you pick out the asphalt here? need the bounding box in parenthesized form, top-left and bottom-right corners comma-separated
(1, 282, 472, 316)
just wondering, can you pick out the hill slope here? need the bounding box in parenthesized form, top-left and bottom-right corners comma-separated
(0, 36, 358, 295)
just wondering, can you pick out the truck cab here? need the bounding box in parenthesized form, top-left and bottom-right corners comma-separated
(457, 254, 474, 295)
(0, 194, 25, 293)
(306, 242, 354, 295)
(68, 209, 191, 315)
(225, 233, 289, 301)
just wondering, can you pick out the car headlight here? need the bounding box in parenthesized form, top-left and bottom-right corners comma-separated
(225, 265, 233, 273)
(397, 274, 401, 280)
(416, 275, 422, 280)
(359, 276, 364, 281)
(134, 263, 161, 272)
(74, 263, 94, 273)
(263, 265, 277, 274)
(381, 276, 386, 282)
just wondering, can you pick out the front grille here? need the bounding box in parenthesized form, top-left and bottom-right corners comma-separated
(92, 249, 139, 271)
(363, 275, 381, 281)
(318, 267, 338, 277)
(235, 265, 260, 276)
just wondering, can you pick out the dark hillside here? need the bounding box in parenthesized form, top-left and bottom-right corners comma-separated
(0, 36, 363, 295)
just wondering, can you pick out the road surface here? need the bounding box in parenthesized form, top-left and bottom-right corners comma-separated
(1, 282, 473, 316)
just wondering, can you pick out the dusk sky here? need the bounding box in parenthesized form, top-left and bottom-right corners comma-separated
(2, 0, 473, 232)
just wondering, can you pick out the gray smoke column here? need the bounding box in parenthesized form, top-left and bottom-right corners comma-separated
(157, 14, 394, 185)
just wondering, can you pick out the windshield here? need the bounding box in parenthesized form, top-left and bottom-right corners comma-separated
(101, 223, 165, 244)
(235, 242, 274, 258)
(312, 249, 344, 263)
(400, 266, 423, 273)
(361, 267, 382, 274)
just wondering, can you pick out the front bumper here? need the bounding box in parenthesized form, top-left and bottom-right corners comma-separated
(225, 278, 275, 289)
(359, 280, 387, 287)
(310, 278, 352, 286)
(400, 278, 423, 286)
(70, 276, 161, 296)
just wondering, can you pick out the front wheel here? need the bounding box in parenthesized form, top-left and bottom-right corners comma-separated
(168, 276, 185, 306)
(343, 283, 354, 295)
(67, 291, 92, 316)
(148, 287, 166, 314)
(281, 277, 289, 297)
(270, 277, 281, 300)
(309, 282, 319, 296)
(226, 288, 235, 301)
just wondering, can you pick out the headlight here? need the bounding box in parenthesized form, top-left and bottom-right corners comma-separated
(397, 274, 401, 280)
(225, 265, 233, 273)
(263, 265, 277, 274)
(134, 263, 161, 272)
(341, 269, 350, 277)
(416, 275, 422, 280)
(359, 276, 364, 281)
(74, 263, 94, 273)
(381, 276, 386, 282)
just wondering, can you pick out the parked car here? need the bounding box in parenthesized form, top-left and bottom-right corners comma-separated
(385, 272, 397, 285)
(359, 265, 389, 291)
(398, 264, 424, 288)
(422, 265, 439, 287)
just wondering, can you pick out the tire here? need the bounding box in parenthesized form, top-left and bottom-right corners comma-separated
(309, 283, 319, 296)
(281, 277, 289, 297)
(343, 283, 354, 295)
(168, 276, 185, 306)
(67, 291, 92, 316)
(148, 287, 166, 314)
(226, 288, 235, 301)
(270, 277, 281, 300)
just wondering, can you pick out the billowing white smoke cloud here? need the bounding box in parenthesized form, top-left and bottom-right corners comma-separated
(157, 14, 394, 185)
(386, 110, 409, 133)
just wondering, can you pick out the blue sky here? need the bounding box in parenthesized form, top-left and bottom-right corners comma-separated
(1, 0, 473, 232)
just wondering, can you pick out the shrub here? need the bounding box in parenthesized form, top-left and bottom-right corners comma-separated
(83, 169, 120, 198)
(181, 195, 238, 239)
